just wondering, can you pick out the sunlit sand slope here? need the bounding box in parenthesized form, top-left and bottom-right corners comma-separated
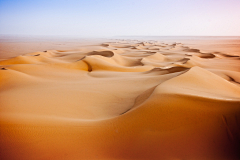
(1, 39, 240, 160)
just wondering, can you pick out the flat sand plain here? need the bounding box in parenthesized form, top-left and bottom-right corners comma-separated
(0, 36, 240, 160)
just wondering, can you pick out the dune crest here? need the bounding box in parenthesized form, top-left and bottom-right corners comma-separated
(155, 66, 240, 99)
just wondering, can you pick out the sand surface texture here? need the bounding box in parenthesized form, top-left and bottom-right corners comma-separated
(1, 38, 240, 160)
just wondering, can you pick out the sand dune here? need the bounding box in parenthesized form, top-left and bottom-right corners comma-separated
(0, 38, 240, 160)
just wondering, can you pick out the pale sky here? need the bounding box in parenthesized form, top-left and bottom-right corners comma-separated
(0, 0, 240, 37)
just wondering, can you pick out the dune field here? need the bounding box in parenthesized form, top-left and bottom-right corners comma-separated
(0, 37, 240, 160)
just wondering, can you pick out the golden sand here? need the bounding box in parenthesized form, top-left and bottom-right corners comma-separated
(0, 37, 240, 160)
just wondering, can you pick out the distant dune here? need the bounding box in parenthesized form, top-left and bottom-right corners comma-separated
(0, 37, 240, 160)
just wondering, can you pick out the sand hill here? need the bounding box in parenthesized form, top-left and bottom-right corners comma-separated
(1, 38, 240, 160)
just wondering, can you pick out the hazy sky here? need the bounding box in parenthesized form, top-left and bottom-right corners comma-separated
(0, 0, 240, 37)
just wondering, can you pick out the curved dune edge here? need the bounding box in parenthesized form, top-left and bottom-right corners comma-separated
(1, 39, 240, 160)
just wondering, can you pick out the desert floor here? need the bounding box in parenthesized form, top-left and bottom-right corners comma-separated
(1, 36, 240, 160)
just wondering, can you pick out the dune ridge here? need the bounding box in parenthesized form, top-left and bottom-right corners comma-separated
(0, 39, 240, 160)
